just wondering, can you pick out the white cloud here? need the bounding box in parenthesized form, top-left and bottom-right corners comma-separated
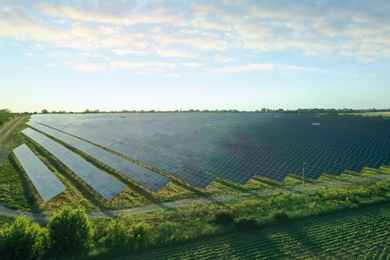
(49, 51, 70, 57)
(112, 49, 149, 56)
(38, 3, 188, 27)
(213, 63, 325, 74)
(213, 63, 278, 73)
(110, 60, 177, 71)
(180, 62, 203, 68)
(72, 62, 107, 72)
(154, 48, 198, 58)
(214, 55, 237, 63)
(164, 73, 181, 78)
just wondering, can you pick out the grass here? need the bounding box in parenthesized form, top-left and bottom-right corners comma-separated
(127, 201, 390, 259)
(83, 176, 390, 259)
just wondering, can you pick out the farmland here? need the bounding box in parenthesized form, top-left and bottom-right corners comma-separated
(340, 111, 390, 117)
(129, 201, 390, 259)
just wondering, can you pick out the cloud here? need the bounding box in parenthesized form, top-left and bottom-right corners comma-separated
(112, 49, 149, 56)
(214, 55, 237, 63)
(49, 51, 70, 58)
(38, 3, 188, 26)
(164, 73, 181, 78)
(212, 63, 325, 74)
(0, 7, 69, 42)
(213, 63, 278, 73)
(180, 62, 203, 68)
(0, 0, 388, 77)
(110, 60, 177, 71)
(154, 48, 198, 58)
(72, 62, 107, 72)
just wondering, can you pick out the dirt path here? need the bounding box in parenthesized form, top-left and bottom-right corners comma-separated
(0, 171, 389, 222)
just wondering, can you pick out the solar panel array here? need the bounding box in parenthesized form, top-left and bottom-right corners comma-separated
(27, 121, 170, 192)
(13, 144, 66, 203)
(22, 128, 126, 200)
(29, 113, 390, 187)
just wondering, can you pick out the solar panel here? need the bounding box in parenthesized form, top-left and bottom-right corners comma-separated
(27, 121, 171, 192)
(29, 113, 390, 186)
(13, 144, 66, 203)
(28, 120, 216, 188)
(22, 128, 126, 200)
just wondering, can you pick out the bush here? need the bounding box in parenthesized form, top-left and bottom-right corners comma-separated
(99, 218, 129, 248)
(234, 216, 258, 231)
(271, 211, 291, 225)
(0, 216, 47, 260)
(130, 221, 150, 252)
(47, 206, 93, 253)
(213, 211, 233, 225)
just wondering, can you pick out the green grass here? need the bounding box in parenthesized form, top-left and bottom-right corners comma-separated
(125, 201, 390, 260)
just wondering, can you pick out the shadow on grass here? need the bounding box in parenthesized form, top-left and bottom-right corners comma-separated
(254, 176, 282, 188)
(8, 153, 42, 214)
(214, 178, 248, 193)
(29, 141, 107, 210)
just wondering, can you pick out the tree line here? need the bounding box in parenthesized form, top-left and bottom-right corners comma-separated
(38, 107, 390, 115)
(0, 109, 14, 127)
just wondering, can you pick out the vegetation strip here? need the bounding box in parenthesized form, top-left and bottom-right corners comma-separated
(128, 202, 390, 260)
(0, 170, 389, 221)
(1, 178, 390, 259)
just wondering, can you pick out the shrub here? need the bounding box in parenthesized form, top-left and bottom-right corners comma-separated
(234, 216, 258, 231)
(213, 211, 233, 225)
(99, 218, 129, 247)
(271, 211, 291, 225)
(0, 216, 47, 260)
(130, 221, 151, 252)
(47, 206, 93, 253)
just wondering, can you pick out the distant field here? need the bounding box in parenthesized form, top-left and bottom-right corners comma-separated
(340, 111, 390, 117)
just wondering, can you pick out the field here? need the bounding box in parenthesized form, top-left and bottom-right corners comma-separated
(340, 111, 390, 117)
(129, 202, 390, 259)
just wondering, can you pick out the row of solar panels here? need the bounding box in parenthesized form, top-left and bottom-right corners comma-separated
(28, 113, 390, 190)
(14, 125, 174, 202)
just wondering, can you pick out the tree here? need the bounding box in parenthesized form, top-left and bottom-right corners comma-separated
(0, 216, 47, 260)
(0, 108, 13, 127)
(47, 206, 93, 253)
(99, 218, 129, 247)
(41, 109, 48, 114)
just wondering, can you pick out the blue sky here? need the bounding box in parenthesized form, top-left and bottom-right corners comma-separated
(1, 0, 389, 112)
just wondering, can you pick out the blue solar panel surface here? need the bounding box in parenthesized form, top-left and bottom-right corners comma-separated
(27, 121, 171, 192)
(13, 144, 66, 203)
(29, 113, 390, 186)
(22, 128, 126, 200)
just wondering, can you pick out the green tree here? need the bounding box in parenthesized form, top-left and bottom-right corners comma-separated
(99, 218, 129, 247)
(0, 108, 13, 127)
(0, 216, 47, 260)
(130, 221, 150, 252)
(47, 206, 93, 253)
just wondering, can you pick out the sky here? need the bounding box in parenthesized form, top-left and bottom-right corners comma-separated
(1, 0, 389, 113)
